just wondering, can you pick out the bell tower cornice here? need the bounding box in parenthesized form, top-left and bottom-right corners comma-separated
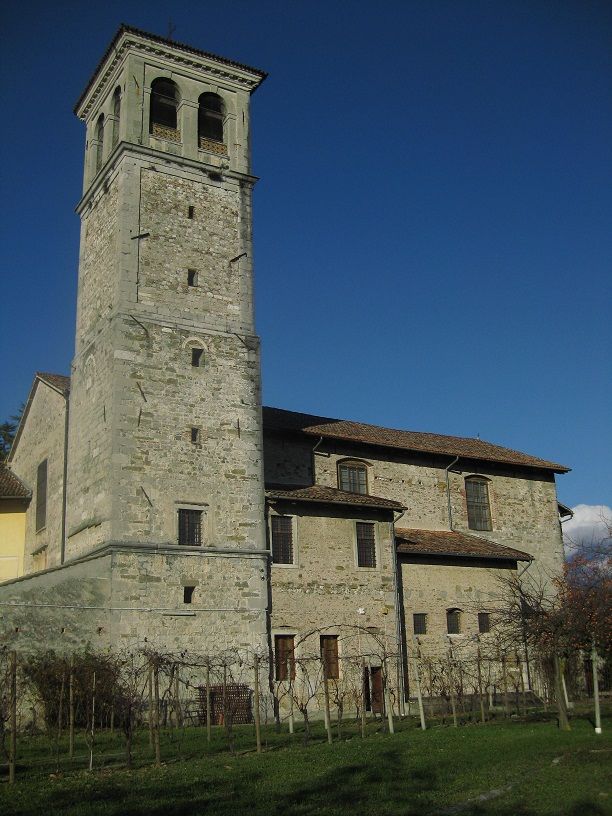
(75, 24, 267, 121)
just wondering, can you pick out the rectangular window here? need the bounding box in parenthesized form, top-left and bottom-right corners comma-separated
(446, 609, 461, 635)
(178, 509, 202, 546)
(35, 459, 48, 532)
(191, 348, 203, 367)
(356, 522, 376, 567)
(271, 515, 293, 564)
(188, 205, 195, 219)
(274, 634, 295, 681)
(183, 586, 195, 604)
(478, 612, 491, 634)
(465, 479, 492, 531)
(190, 427, 200, 444)
(320, 635, 339, 679)
(187, 269, 198, 286)
(413, 613, 427, 635)
(338, 463, 367, 494)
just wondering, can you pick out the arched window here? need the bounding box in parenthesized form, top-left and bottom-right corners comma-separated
(150, 78, 179, 136)
(465, 476, 492, 531)
(446, 608, 462, 635)
(337, 459, 369, 495)
(198, 93, 224, 146)
(112, 86, 121, 146)
(95, 114, 104, 171)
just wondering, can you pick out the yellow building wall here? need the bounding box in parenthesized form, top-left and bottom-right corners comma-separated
(0, 501, 27, 581)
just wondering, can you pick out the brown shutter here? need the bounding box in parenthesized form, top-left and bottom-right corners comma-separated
(274, 635, 295, 680)
(320, 635, 339, 679)
(35, 459, 48, 532)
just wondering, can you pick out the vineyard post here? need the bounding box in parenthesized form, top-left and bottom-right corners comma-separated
(253, 654, 262, 753)
(9, 650, 17, 784)
(69, 654, 75, 758)
(89, 671, 96, 772)
(153, 659, 161, 765)
(206, 661, 212, 744)
(591, 642, 602, 735)
(412, 655, 426, 731)
(322, 663, 333, 744)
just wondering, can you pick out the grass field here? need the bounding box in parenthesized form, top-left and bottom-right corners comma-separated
(1, 712, 611, 815)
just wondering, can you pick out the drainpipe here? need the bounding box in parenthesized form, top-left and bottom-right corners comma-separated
(391, 509, 406, 711)
(445, 456, 459, 530)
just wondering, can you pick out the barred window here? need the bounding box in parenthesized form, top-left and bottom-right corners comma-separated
(178, 509, 202, 546)
(198, 93, 224, 143)
(320, 635, 339, 679)
(447, 608, 462, 635)
(356, 522, 376, 568)
(271, 516, 293, 564)
(150, 78, 179, 131)
(478, 612, 491, 634)
(274, 634, 295, 680)
(35, 459, 48, 532)
(465, 477, 492, 531)
(338, 461, 368, 494)
(413, 613, 427, 635)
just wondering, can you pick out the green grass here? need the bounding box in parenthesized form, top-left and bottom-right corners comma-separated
(2, 712, 611, 815)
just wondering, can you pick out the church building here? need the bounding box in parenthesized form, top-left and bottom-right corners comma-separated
(0, 27, 569, 699)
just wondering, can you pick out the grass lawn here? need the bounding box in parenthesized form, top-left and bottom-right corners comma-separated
(1, 712, 611, 815)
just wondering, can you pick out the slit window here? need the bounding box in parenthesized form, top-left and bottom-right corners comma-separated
(178, 509, 202, 546)
(478, 612, 491, 633)
(447, 608, 462, 635)
(320, 635, 339, 679)
(413, 613, 427, 635)
(183, 586, 195, 604)
(95, 114, 104, 171)
(187, 269, 198, 287)
(271, 515, 293, 564)
(190, 427, 200, 444)
(112, 86, 121, 146)
(274, 635, 295, 680)
(465, 477, 492, 531)
(36, 459, 48, 532)
(191, 348, 203, 367)
(356, 522, 376, 567)
(188, 205, 195, 219)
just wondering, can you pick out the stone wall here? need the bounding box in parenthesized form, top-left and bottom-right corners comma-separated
(10, 382, 67, 572)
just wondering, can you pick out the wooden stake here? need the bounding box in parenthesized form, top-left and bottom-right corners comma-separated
(148, 664, 154, 748)
(477, 648, 486, 724)
(153, 661, 161, 766)
(69, 654, 75, 759)
(591, 642, 602, 735)
(89, 671, 96, 772)
(322, 668, 333, 744)
(360, 663, 367, 739)
(206, 662, 212, 744)
(253, 654, 262, 753)
(384, 671, 395, 734)
(413, 657, 426, 731)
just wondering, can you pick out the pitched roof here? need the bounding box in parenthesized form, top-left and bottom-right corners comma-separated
(36, 372, 71, 395)
(263, 407, 569, 474)
(0, 466, 31, 500)
(75, 24, 267, 115)
(266, 484, 405, 511)
(395, 528, 532, 562)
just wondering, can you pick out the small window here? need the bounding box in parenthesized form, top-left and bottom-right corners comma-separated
(190, 427, 200, 444)
(183, 586, 195, 604)
(274, 635, 295, 680)
(178, 509, 202, 546)
(271, 515, 293, 564)
(150, 78, 179, 132)
(478, 612, 491, 634)
(465, 477, 492, 531)
(36, 459, 48, 532)
(187, 269, 198, 287)
(320, 635, 339, 680)
(447, 608, 462, 635)
(356, 522, 376, 567)
(191, 348, 203, 367)
(188, 205, 195, 219)
(338, 461, 368, 494)
(198, 93, 224, 143)
(413, 613, 427, 635)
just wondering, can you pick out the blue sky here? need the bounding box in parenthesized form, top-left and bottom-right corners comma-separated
(1, 0, 610, 509)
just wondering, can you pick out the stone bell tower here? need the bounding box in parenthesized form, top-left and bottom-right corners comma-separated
(64, 26, 268, 650)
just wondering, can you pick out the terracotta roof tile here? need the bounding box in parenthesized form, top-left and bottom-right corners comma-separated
(263, 407, 569, 474)
(266, 484, 405, 511)
(36, 372, 70, 394)
(0, 466, 31, 500)
(395, 528, 532, 561)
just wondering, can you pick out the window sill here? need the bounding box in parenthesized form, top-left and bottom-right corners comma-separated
(271, 561, 298, 569)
